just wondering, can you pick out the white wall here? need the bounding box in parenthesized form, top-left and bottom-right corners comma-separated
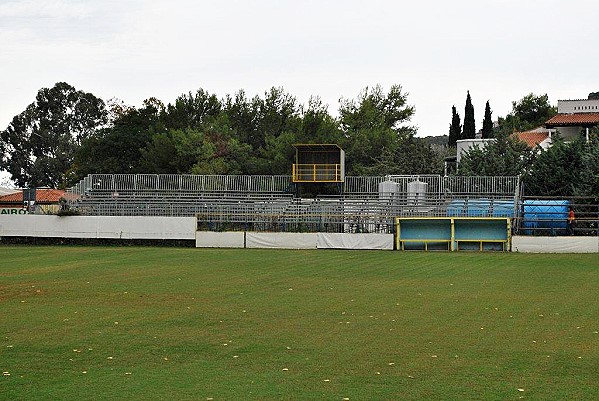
(512, 236, 599, 253)
(456, 139, 495, 163)
(0, 215, 196, 239)
(557, 99, 599, 113)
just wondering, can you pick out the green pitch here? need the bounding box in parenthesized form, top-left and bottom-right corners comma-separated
(1, 246, 598, 400)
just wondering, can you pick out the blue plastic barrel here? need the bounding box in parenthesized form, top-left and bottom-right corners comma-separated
(522, 200, 569, 235)
(447, 200, 466, 217)
(492, 200, 515, 217)
(467, 198, 490, 217)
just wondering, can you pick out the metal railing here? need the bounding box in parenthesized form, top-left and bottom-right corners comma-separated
(514, 196, 599, 236)
(66, 174, 524, 233)
(68, 174, 294, 195)
(292, 164, 342, 182)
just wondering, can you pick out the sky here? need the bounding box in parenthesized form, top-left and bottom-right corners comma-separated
(1, 0, 598, 179)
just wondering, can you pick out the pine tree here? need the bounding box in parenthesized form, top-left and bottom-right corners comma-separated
(462, 91, 476, 139)
(482, 100, 493, 138)
(448, 105, 461, 147)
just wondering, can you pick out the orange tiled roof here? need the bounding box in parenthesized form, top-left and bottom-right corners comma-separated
(0, 189, 66, 203)
(545, 113, 599, 127)
(511, 130, 550, 148)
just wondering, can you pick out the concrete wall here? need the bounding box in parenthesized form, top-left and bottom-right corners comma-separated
(512, 236, 599, 253)
(552, 126, 582, 141)
(0, 215, 196, 240)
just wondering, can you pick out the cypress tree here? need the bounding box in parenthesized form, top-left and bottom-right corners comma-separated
(448, 105, 461, 147)
(462, 91, 476, 139)
(482, 100, 494, 138)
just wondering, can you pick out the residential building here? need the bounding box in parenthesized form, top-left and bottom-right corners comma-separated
(0, 188, 66, 214)
(510, 127, 552, 150)
(545, 98, 599, 141)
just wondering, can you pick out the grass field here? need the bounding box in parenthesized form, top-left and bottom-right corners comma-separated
(1, 246, 598, 400)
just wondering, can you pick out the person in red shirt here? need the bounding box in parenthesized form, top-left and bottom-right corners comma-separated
(567, 207, 576, 235)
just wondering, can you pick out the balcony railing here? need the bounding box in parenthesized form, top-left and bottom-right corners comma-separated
(292, 164, 342, 182)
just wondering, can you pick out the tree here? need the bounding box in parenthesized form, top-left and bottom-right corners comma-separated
(462, 91, 475, 139)
(254, 87, 301, 150)
(297, 96, 341, 144)
(523, 133, 599, 197)
(221, 87, 302, 165)
(0, 82, 107, 188)
(222, 90, 259, 149)
(512, 93, 556, 129)
(458, 131, 535, 176)
(139, 128, 235, 175)
(368, 133, 444, 176)
(576, 131, 599, 198)
(339, 84, 416, 175)
(161, 89, 221, 130)
(448, 105, 461, 147)
(482, 101, 493, 139)
(496, 93, 557, 136)
(72, 101, 160, 181)
(190, 132, 254, 175)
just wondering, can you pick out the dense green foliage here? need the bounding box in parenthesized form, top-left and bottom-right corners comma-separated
(1, 246, 598, 400)
(460, 130, 599, 197)
(462, 91, 476, 140)
(458, 131, 535, 177)
(523, 133, 599, 197)
(4, 83, 597, 197)
(481, 101, 494, 139)
(366, 132, 444, 175)
(495, 93, 557, 136)
(448, 105, 461, 148)
(453, 91, 598, 197)
(577, 125, 599, 197)
(0, 82, 107, 188)
(1, 83, 447, 188)
(338, 85, 437, 175)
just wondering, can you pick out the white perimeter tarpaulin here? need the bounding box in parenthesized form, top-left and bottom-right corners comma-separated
(0, 215, 196, 239)
(246, 232, 318, 249)
(512, 236, 599, 253)
(196, 231, 245, 248)
(317, 233, 394, 250)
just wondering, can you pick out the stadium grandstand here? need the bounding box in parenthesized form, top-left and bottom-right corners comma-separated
(65, 174, 521, 234)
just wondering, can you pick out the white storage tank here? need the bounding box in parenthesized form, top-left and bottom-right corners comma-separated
(407, 180, 427, 206)
(378, 180, 399, 201)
